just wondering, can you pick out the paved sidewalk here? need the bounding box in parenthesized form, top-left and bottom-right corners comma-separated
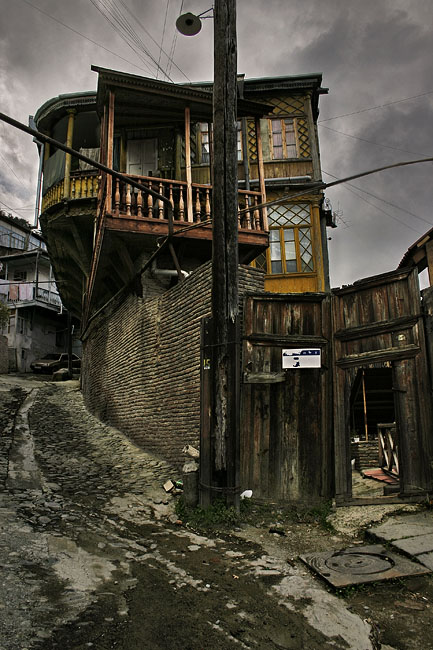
(368, 512, 433, 570)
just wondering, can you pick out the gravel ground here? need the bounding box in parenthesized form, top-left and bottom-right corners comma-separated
(0, 374, 432, 650)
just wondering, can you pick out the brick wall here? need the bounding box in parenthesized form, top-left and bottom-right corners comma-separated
(81, 262, 265, 469)
(351, 440, 380, 470)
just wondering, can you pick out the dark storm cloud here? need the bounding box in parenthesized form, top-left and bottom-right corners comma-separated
(0, 0, 432, 286)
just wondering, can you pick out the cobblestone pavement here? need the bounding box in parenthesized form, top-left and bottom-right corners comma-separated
(0, 374, 431, 650)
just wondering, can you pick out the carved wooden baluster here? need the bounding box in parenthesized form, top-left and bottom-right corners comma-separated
(169, 184, 174, 219)
(195, 188, 201, 222)
(114, 179, 121, 216)
(71, 178, 76, 199)
(205, 188, 211, 220)
(158, 182, 164, 219)
(238, 199, 242, 228)
(178, 186, 185, 221)
(126, 184, 131, 216)
(147, 181, 153, 218)
(136, 189, 143, 217)
(253, 196, 261, 230)
(82, 176, 87, 199)
(245, 195, 252, 230)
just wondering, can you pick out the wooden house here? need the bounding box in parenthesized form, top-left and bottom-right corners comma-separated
(34, 67, 329, 323)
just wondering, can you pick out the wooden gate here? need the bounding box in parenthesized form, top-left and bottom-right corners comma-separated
(333, 268, 433, 502)
(240, 293, 333, 504)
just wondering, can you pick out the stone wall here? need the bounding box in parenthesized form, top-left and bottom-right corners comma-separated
(351, 440, 379, 470)
(81, 262, 265, 469)
(0, 335, 8, 374)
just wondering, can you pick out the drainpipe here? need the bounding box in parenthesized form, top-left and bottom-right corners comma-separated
(29, 116, 44, 228)
(151, 260, 189, 279)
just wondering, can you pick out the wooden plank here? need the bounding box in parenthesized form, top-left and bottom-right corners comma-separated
(184, 107, 193, 222)
(334, 315, 419, 341)
(243, 371, 285, 384)
(106, 90, 115, 213)
(255, 117, 268, 230)
(199, 317, 213, 508)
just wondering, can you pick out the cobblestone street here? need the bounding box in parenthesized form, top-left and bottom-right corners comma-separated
(1, 374, 433, 650)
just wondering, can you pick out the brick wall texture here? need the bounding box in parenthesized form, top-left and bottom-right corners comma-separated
(81, 262, 265, 470)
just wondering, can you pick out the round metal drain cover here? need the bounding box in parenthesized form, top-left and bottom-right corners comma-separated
(325, 551, 395, 575)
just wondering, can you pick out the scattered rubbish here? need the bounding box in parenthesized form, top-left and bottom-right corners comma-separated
(240, 489, 252, 499)
(174, 480, 183, 489)
(232, 575, 239, 580)
(182, 445, 200, 458)
(395, 600, 426, 611)
(269, 526, 286, 536)
(182, 460, 199, 474)
(163, 480, 175, 493)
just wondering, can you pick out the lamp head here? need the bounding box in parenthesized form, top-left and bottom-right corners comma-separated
(176, 12, 202, 36)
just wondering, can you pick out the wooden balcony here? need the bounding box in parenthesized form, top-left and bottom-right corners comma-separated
(104, 173, 268, 246)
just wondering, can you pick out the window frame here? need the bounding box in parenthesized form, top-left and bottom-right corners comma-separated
(268, 117, 300, 160)
(267, 203, 315, 276)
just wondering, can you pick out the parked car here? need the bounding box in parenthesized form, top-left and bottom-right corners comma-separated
(30, 353, 81, 374)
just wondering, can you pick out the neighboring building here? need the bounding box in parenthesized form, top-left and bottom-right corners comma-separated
(0, 212, 70, 372)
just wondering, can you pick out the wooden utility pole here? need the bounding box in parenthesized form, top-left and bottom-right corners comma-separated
(210, 0, 240, 509)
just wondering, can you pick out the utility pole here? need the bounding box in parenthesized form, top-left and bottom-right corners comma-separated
(210, 0, 240, 510)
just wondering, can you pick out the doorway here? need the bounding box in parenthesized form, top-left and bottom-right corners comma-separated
(349, 366, 399, 497)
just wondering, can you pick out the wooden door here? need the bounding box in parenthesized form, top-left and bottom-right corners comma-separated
(127, 139, 158, 176)
(240, 293, 333, 505)
(333, 267, 433, 502)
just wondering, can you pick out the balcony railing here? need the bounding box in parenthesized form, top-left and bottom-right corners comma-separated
(4, 282, 62, 307)
(42, 171, 267, 232)
(42, 170, 99, 210)
(109, 174, 267, 231)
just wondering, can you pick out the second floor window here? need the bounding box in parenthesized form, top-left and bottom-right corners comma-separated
(268, 203, 314, 274)
(198, 122, 243, 164)
(270, 118, 298, 159)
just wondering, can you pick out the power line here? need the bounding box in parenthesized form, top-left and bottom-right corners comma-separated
(0, 199, 31, 221)
(166, 0, 184, 79)
(323, 170, 433, 228)
(335, 182, 424, 236)
(319, 123, 431, 158)
(18, 0, 159, 76)
(117, 0, 190, 82)
(319, 90, 433, 123)
(157, 0, 170, 80)
(88, 0, 158, 77)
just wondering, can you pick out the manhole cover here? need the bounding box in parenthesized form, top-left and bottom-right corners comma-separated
(325, 550, 395, 575)
(300, 544, 431, 588)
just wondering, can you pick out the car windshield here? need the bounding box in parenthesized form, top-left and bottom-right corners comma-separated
(42, 354, 61, 360)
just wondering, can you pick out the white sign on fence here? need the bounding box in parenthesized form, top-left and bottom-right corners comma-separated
(282, 348, 321, 369)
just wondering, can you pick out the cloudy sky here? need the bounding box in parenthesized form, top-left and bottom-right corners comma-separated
(1, 0, 432, 288)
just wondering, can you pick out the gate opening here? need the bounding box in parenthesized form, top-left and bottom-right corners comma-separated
(349, 367, 399, 498)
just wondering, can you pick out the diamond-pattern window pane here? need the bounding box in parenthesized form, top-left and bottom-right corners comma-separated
(270, 230, 282, 274)
(299, 227, 314, 272)
(268, 203, 311, 227)
(254, 252, 267, 271)
(284, 229, 297, 272)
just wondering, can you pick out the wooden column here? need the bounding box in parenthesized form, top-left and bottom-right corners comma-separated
(184, 107, 193, 222)
(312, 198, 325, 291)
(63, 109, 76, 198)
(209, 0, 240, 509)
(175, 130, 182, 181)
(106, 91, 115, 213)
(255, 117, 268, 230)
(304, 92, 321, 182)
(426, 240, 433, 286)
